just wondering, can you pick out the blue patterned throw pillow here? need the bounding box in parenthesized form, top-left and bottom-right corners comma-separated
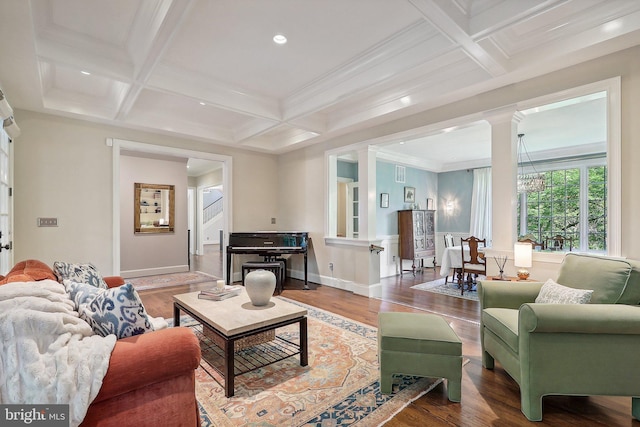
(53, 261, 108, 289)
(76, 283, 155, 339)
(64, 279, 103, 309)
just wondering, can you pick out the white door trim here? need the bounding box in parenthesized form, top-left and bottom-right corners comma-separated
(109, 138, 233, 278)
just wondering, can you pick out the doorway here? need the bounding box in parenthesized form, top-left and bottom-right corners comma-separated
(200, 186, 223, 250)
(111, 138, 232, 278)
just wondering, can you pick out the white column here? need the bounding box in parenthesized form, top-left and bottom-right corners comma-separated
(357, 146, 377, 240)
(485, 108, 524, 251)
(359, 146, 382, 290)
(326, 154, 338, 237)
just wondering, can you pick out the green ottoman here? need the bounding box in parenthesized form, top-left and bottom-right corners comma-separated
(378, 312, 462, 402)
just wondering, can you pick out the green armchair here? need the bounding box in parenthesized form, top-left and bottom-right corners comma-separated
(479, 253, 640, 421)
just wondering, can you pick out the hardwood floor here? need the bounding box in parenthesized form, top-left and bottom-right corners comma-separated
(138, 247, 635, 426)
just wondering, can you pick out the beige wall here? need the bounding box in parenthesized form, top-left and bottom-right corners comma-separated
(13, 112, 115, 273)
(13, 111, 278, 276)
(119, 154, 188, 277)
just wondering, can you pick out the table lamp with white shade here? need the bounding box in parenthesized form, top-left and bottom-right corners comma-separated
(514, 242, 532, 280)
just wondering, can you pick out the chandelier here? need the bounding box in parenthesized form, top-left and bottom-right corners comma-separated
(517, 133, 545, 193)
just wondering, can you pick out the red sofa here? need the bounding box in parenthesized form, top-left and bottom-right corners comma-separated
(0, 260, 202, 427)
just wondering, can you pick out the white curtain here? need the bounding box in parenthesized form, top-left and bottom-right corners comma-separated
(470, 168, 492, 243)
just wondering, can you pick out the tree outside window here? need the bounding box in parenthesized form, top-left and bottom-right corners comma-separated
(588, 166, 607, 251)
(517, 164, 606, 253)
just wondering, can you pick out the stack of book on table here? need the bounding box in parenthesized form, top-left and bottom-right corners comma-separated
(198, 285, 243, 301)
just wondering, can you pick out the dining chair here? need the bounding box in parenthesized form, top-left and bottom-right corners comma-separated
(460, 236, 486, 295)
(518, 237, 545, 251)
(545, 234, 573, 251)
(443, 233, 460, 284)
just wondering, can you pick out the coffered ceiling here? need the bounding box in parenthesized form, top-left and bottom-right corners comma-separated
(0, 0, 639, 165)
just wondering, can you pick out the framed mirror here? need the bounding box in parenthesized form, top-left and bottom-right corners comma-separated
(134, 183, 175, 233)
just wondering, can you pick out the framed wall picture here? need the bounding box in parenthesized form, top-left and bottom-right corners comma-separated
(380, 193, 389, 208)
(404, 186, 415, 203)
(395, 165, 406, 183)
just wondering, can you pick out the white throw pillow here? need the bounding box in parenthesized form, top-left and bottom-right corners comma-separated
(535, 279, 593, 304)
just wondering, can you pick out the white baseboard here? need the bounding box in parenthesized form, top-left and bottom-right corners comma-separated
(121, 264, 189, 279)
(313, 272, 381, 297)
(232, 268, 381, 298)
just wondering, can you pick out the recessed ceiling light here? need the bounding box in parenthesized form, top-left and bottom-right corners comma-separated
(603, 20, 622, 33)
(400, 96, 411, 105)
(399, 141, 405, 145)
(80, 70, 91, 75)
(273, 34, 287, 45)
(199, 101, 206, 106)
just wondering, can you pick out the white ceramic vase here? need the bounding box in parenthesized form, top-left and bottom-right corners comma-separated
(244, 269, 276, 306)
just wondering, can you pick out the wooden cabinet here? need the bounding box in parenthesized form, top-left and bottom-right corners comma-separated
(398, 210, 435, 275)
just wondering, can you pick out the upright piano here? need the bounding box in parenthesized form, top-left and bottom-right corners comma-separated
(226, 231, 310, 289)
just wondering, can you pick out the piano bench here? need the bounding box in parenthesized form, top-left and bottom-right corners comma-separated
(242, 261, 284, 294)
(265, 256, 287, 281)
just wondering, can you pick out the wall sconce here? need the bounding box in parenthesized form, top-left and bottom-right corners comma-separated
(445, 200, 455, 215)
(514, 242, 532, 280)
(3, 116, 20, 139)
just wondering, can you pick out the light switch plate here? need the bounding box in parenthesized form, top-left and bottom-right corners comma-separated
(38, 217, 58, 227)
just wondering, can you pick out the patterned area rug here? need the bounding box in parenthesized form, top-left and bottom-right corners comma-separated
(127, 271, 218, 290)
(175, 299, 443, 426)
(411, 277, 480, 301)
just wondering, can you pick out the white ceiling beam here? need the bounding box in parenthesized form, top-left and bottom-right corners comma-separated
(408, 0, 510, 76)
(231, 115, 326, 149)
(504, 9, 640, 72)
(36, 38, 133, 81)
(376, 148, 444, 171)
(237, 129, 320, 153)
(147, 64, 281, 121)
(128, 0, 190, 77)
(233, 118, 281, 143)
(286, 114, 327, 135)
(43, 83, 126, 119)
(283, 20, 452, 122)
(125, 108, 235, 143)
(468, 0, 567, 39)
(268, 130, 320, 151)
(326, 50, 490, 132)
(116, 0, 196, 120)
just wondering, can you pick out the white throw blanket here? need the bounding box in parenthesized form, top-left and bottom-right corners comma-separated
(0, 280, 116, 427)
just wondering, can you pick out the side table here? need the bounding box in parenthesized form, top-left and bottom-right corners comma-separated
(487, 276, 536, 282)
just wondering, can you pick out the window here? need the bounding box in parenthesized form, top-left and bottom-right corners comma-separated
(517, 162, 607, 253)
(588, 165, 607, 251)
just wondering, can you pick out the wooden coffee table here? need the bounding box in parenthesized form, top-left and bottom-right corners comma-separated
(173, 289, 308, 397)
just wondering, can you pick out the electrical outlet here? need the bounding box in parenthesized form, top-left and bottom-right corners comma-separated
(329, 262, 334, 271)
(271, 217, 276, 224)
(37, 217, 58, 227)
